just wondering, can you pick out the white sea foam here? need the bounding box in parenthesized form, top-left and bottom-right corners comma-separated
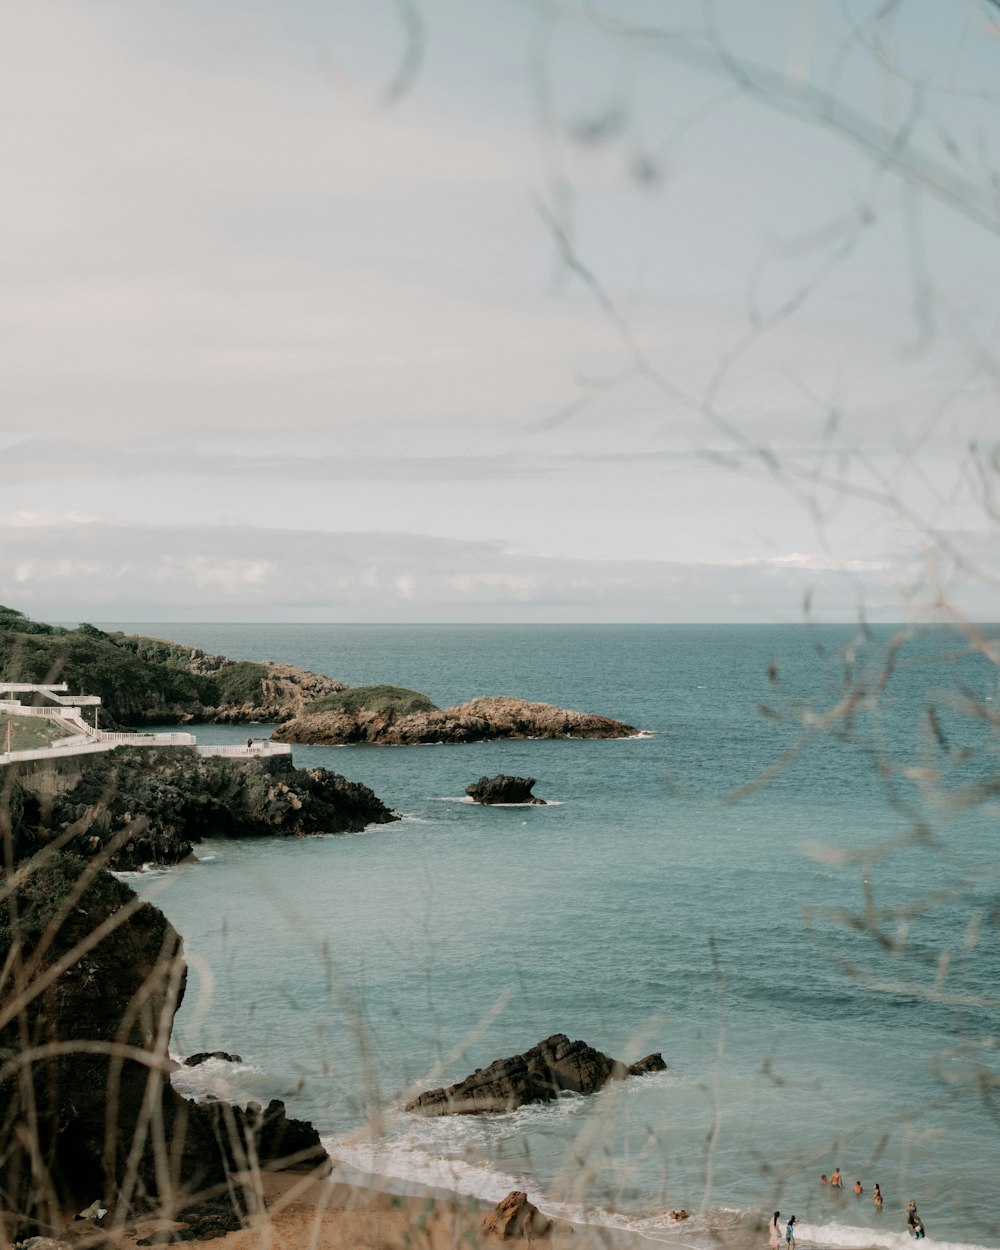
(169, 1055, 270, 1106)
(314, 1144, 994, 1250)
(112, 863, 172, 881)
(793, 1220, 991, 1250)
(428, 795, 564, 806)
(322, 1134, 533, 1205)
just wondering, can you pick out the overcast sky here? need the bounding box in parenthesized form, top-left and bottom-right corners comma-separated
(1, 0, 999, 623)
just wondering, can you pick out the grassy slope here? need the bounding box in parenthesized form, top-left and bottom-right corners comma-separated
(0, 714, 74, 750)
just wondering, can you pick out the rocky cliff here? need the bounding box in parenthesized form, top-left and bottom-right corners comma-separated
(274, 695, 639, 746)
(0, 850, 328, 1241)
(11, 746, 398, 870)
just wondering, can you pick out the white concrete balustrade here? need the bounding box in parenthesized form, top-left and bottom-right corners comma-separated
(1, 702, 85, 719)
(97, 731, 197, 746)
(196, 743, 291, 757)
(0, 683, 291, 766)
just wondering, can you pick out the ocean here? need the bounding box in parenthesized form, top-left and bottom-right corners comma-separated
(105, 623, 999, 1250)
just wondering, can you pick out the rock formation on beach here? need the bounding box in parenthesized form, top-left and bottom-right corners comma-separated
(466, 775, 546, 804)
(483, 1191, 552, 1241)
(405, 1033, 666, 1116)
(275, 694, 639, 746)
(0, 849, 328, 1241)
(9, 745, 398, 870)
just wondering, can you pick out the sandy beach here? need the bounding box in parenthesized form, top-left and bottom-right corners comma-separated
(106, 1170, 638, 1250)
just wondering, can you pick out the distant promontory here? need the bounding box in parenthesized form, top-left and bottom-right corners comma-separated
(0, 608, 640, 744)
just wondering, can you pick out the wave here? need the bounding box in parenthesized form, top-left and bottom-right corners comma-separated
(428, 795, 564, 806)
(111, 863, 175, 880)
(168, 1054, 272, 1106)
(791, 1219, 991, 1250)
(320, 1125, 991, 1250)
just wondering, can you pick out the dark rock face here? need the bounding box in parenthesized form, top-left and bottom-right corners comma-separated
(405, 1034, 666, 1116)
(274, 695, 639, 746)
(12, 746, 398, 870)
(466, 775, 546, 805)
(194, 1098, 327, 1174)
(183, 1051, 242, 1067)
(0, 851, 328, 1240)
(483, 1191, 551, 1241)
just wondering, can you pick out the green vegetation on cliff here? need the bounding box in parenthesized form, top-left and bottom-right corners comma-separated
(306, 684, 437, 717)
(0, 606, 268, 724)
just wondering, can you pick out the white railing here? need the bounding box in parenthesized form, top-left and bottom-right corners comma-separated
(0, 683, 68, 694)
(0, 732, 292, 767)
(96, 731, 197, 746)
(45, 692, 102, 706)
(0, 741, 115, 765)
(196, 743, 291, 757)
(2, 703, 79, 718)
(52, 733, 98, 749)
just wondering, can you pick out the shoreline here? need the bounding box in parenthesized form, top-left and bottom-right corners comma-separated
(107, 1167, 674, 1250)
(94, 1162, 988, 1250)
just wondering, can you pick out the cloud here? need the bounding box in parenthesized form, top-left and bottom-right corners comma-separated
(0, 518, 957, 625)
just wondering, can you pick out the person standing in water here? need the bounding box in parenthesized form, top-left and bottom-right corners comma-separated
(769, 1211, 782, 1248)
(906, 1200, 926, 1238)
(830, 1168, 843, 1189)
(785, 1215, 797, 1249)
(872, 1185, 883, 1210)
(853, 1181, 863, 1195)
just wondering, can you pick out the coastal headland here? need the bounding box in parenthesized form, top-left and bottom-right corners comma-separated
(0, 607, 649, 1245)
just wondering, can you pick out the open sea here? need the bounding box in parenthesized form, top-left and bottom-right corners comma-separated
(103, 623, 1000, 1250)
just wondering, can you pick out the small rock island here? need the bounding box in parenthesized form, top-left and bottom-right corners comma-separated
(406, 1033, 666, 1115)
(466, 774, 546, 804)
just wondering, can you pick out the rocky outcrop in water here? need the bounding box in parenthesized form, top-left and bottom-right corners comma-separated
(405, 1033, 666, 1116)
(11, 746, 398, 870)
(466, 775, 546, 804)
(274, 696, 638, 746)
(183, 1051, 242, 1067)
(0, 851, 328, 1241)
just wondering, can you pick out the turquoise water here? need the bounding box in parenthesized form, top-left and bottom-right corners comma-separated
(113, 624, 1000, 1250)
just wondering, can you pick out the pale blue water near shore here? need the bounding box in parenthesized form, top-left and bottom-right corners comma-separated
(104, 624, 999, 1250)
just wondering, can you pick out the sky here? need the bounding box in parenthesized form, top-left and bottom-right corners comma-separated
(1, 0, 999, 623)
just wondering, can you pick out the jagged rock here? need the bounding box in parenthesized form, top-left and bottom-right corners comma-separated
(405, 1034, 666, 1116)
(12, 746, 398, 869)
(183, 1051, 242, 1067)
(194, 1098, 328, 1174)
(0, 851, 329, 1241)
(466, 775, 546, 805)
(275, 696, 639, 746)
(483, 1191, 551, 1241)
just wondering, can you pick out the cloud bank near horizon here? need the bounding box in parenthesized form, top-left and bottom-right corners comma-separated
(0, 518, 981, 626)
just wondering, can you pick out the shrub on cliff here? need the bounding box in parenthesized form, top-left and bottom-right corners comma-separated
(306, 684, 437, 718)
(208, 660, 269, 708)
